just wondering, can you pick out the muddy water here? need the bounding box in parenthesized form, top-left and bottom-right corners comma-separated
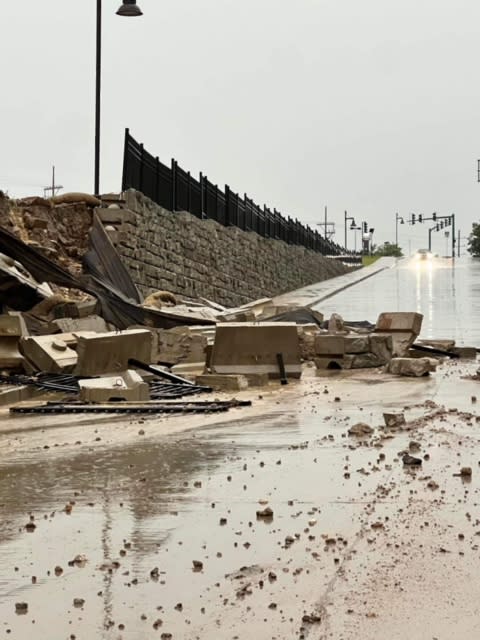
(1, 362, 477, 639)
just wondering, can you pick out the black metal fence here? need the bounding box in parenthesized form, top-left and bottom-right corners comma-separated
(122, 129, 349, 256)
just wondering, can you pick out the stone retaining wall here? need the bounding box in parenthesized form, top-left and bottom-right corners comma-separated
(114, 190, 354, 308)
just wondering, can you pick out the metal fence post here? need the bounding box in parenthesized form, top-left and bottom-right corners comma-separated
(171, 159, 177, 212)
(200, 172, 205, 218)
(122, 128, 129, 192)
(225, 185, 231, 226)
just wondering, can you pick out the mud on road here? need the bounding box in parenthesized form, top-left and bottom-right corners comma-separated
(1, 360, 480, 639)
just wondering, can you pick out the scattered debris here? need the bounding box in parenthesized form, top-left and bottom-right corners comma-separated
(402, 454, 422, 466)
(387, 357, 438, 377)
(348, 423, 374, 436)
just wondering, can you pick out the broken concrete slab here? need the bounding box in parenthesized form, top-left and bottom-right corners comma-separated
(383, 412, 406, 428)
(154, 326, 209, 366)
(47, 315, 109, 335)
(195, 374, 249, 392)
(376, 312, 423, 334)
(74, 329, 153, 377)
(368, 333, 393, 363)
(79, 370, 150, 403)
(315, 355, 354, 371)
(0, 339, 26, 369)
(418, 339, 456, 351)
(0, 313, 28, 337)
(375, 312, 423, 356)
(211, 323, 302, 379)
(344, 335, 370, 354)
(350, 352, 385, 368)
(452, 347, 477, 359)
(0, 384, 37, 406)
(328, 313, 346, 334)
(386, 357, 437, 377)
(0, 313, 29, 370)
(314, 335, 345, 356)
(20, 335, 78, 373)
(242, 373, 270, 387)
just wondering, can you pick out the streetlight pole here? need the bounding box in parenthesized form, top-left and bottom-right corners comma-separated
(95, 1, 143, 196)
(395, 212, 404, 247)
(95, 0, 102, 196)
(344, 211, 356, 252)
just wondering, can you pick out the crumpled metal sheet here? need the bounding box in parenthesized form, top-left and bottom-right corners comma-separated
(84, 213, 141, 303)
(0, 227, 215, 330)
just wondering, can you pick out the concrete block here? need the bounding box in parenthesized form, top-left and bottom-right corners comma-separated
(49, 316, 109, 335)
(375, 312, 423, 334)
(314, 355, 354, 370)
(0, 385, 37, 406)
(314, 335, 345, 356)
(0, 313, 27, 337)
(375, 313, 423, 357)
(211, 323, 302, 379)
(368, 334, 393, 363)
(155, 326, 208, 366)
(386, 357, 437, 377)
(171, 362, 205, 380)
(74, 329, 153, 376)
(351, 353, 385, 368)
(418, 339, 456, 351)
(344, 335, 370, 354)
(0, 337, 26, 369)
(20, 335, 78, 373)
(195, 374, 248, 391)
(79, 370, 150, 403)
(243, 373, 270, 387)
(217, 310, 256, 323)
(452, 347, 477, 359)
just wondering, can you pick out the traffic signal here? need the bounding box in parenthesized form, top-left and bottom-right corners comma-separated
(411, 214, 416, 225)
(432, 212, 437, 221)
(436, 224, 439, 231)
(369, 228, 375, 234)
(418, 214, 423, 223)
(363, 222, 367, 233)
(440, 220, 444, 229)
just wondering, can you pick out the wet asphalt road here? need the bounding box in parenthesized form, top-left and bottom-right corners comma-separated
(1, 257, 480, 640)
(317, 256, 480, 344)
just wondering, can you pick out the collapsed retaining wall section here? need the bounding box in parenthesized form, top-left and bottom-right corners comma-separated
(115, 190, 354, 308)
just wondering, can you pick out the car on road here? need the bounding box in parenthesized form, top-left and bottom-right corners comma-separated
(416, 248, 432, 260)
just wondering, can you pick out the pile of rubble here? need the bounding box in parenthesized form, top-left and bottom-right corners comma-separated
(0, 191, 475, 415)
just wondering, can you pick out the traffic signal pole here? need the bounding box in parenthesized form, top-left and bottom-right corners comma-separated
(451, 213, 456, 258)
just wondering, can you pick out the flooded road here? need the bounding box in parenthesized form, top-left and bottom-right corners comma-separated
(2, 259, 480, 639)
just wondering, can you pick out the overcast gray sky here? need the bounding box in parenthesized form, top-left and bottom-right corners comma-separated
(1, 0, 480, 253)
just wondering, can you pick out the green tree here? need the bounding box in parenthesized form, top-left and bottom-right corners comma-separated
(468, 223, 480, 257)
(374, 242, 403, 257)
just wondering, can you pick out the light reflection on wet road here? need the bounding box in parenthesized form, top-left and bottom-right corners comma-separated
(317, 256, 480, 345)
(1, 259, 480, 639)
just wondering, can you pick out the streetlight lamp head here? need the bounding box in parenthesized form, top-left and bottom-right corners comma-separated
(350, 221, 356, 230)
(400, 218, 405, 224)
(116, 0, 143, 17)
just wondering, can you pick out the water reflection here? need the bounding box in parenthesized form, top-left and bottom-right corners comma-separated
(316, 257, 480, 345)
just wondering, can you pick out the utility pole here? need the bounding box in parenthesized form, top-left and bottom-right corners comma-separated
(324, 206, 327, 240)
(451, 213, 456, 259)
(458, 229, 461, 257)
(43, 165, 63, 198)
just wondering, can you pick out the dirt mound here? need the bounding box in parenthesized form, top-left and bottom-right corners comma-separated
(0, 192, 92, 277)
